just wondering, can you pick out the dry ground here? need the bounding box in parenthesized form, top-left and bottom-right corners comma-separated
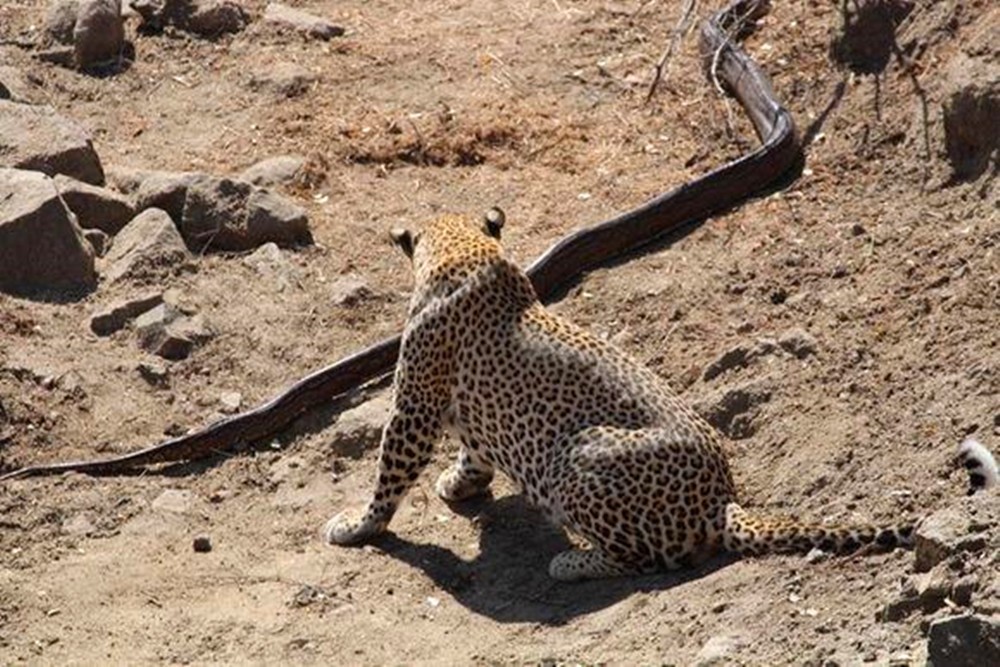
(1, 0, 998, 664)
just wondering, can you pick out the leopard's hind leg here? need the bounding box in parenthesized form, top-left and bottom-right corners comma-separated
(545, 426, 737, 581)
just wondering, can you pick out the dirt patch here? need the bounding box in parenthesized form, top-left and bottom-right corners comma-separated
(1, 0, 998, 664)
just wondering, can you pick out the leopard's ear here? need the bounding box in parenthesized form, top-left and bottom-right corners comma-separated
(483, 207, 505, 240)
(389, 227, 415, 258)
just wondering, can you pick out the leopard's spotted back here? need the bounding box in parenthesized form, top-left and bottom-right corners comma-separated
(324, 213, 993, 580)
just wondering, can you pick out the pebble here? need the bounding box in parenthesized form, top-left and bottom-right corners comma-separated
(192, 535, 212, 553)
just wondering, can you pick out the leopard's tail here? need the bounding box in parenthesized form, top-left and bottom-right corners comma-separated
(722, 437, 997, 558)
(721, 502, 914, 557)
(958, 437, 998, 494)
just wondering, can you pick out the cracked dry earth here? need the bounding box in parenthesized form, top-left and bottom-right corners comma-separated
(1, 0, 998, 664)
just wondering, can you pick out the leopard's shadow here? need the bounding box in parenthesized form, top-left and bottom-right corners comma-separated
(371, 494, 737, 625)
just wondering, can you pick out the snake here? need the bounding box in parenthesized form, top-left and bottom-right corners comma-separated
(0, 0, 800, 482)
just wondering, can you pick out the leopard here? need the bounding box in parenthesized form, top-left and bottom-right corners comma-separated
(324, 209, 999, 581)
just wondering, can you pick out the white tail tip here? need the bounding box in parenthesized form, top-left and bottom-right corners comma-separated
(958, 438, 999, 493)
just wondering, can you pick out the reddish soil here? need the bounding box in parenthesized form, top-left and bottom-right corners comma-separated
(1, 0, 997, 664)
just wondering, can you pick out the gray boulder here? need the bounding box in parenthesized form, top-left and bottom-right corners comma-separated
(180, 177, 311, 251)
(102, 208, 189, 283)
(262, 3, 344, 40)
(926, 614, 1000, 667)
(73, 0, 124, 69)
(0, 168, 96, 295)
(0, 100, 105, 184)
(237, 155, 305, 188)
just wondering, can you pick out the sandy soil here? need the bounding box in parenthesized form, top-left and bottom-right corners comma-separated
(1, 0, 998, 664)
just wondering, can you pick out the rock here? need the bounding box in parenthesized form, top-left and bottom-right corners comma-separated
(179, 176, 251, 249)
(329, 393, 391, 458)
(703, 345, 753, 381)
(237, 155, 305, 188)
(243, 243, 300, 291)
(45, 0, 80, 44)
(0, 168, 96, 296)
(73, 0, 125, 69)
(914, 505, 980, 573)
(219, 391, 242, 413)
(137, 360, 169, 387)
(180, 177, 311, 251)
(0, 66, 40, 103)
(0, 100, 105, 184)
(54, 174, 136, 234)
(134, 304, 212, 360)
(34, 47, 77, 68)
(330, 274, 373, 307)
(926, 615, 1000, 667)
(101, 208, 189, 283)
(62, 512, 97, 536)
(151, 488, 193, 513)
(179, 0, 248, 36)
(248, 62, 318, 98)
(83, 228, 110, 257)
(104, 165, 155, 194)
(192, 535, 212, 552)
(694, 381, 772, 440)
(244, 188, 311, 247)
(942, 53, 999, 181)
(694, 633, 749, 667)
(262, 3, 344, 40)
(778, 328, 818, 359)
(805, 547, 829, 564)
(89, 291, 164, 335)
(133, 170, 200, 220)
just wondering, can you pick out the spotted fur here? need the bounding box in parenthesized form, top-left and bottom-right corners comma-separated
(324, 212, 994, 581)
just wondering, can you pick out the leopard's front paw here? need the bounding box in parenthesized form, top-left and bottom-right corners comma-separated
(323, 508, 384, 546)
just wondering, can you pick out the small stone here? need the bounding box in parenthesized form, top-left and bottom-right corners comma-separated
(89, 292, 164, 336)
(915, 505, 974, 573)
(134, 302, 182, 342)
(137, 360, 169, 387)
(926, 614, 1000, 666)
(44, 0, 80, 44)
(134, 305, 212, 361)
(62, 512, 97, 536)
(179, 0, 248, 36)
(0, 168, 96, 296)
(83, 228, 110, 257)
(73, 0, 125, 70)
(151, 488, 193, 513)
(0, 66, 40, 103)
(263, 2, 344, 40)
(54, 174, 136, 234)
(192, 535, 212, 552)
(243, 243, 301, 291)
(102, 208, 190, 283)
(329, 274, 373, 307)
(942, 53, 999, 181)
(0, 100, 105, 184)
(237, 155, 306, 188)
(702, 345, 753, 381)
(133, 170, 200, 221)
(779, 328, 818, 359)
(249, 62, 318, 98)
(244, 188, 311, 248)
(694, 633, 749, 667)
(805, 547, 829, 564)
(219, 391, 242, 413)
(329, 393, 391, 458)
(693, 381, 772, 440)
